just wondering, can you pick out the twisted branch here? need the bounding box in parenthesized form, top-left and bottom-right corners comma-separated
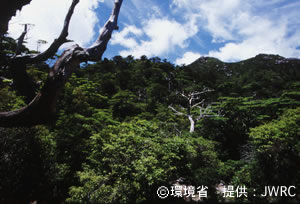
(13, 0, 80, 64)
(0, 0, 123, 127)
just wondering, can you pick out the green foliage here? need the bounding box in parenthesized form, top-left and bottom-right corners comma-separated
(109, 90, 142, 120)
(230, 108, 300, 202)
(0, 84, 26, 111)
(1, 36, 300, 204)
(249, 108, 300, 186)
(68, 120, 220, 203)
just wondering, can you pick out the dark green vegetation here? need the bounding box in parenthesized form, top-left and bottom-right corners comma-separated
(0, 36, 299, 203)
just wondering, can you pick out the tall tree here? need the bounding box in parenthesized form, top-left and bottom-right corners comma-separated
(0, 0, 123, 127)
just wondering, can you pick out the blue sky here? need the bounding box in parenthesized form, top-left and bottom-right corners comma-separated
(8, 0, 300, 65)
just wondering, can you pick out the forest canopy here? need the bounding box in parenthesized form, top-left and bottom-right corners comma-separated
(0, 0, 300, 203)
(1, 32, 300, 202)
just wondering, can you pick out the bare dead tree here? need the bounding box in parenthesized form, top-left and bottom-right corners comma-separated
(0, 0, 124, 127)
(169, 88, 222, 133)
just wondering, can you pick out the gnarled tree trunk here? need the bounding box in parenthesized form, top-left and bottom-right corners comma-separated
(0, 0, 124, 127)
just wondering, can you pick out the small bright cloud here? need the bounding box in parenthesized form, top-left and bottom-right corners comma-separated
(112, 18, 198, 58)
(111, 25, 143, 48)
(175, 51, 202, 65)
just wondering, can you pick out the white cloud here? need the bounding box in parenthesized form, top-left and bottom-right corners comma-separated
(209, 31, 300, 62)
(207, 7, 300, 61)
(12, 0, 298, 62)
(120, 0, 163, 23)
(112, 17, 198, 58)
(172, 0, 245, 41)
(175, 51, 201, 65)
(111, 25, 142, 48)
(199, 0, 243, 41)
(8, 0, 103, 52)
(171, 0, 300, 61)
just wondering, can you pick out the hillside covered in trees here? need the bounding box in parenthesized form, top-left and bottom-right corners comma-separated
(0, 35, 300, 203)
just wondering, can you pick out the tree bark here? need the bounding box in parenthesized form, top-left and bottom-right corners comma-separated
(0, 45, 84, 126)
(0, 0, 123, 127)
(8, 0, 80, 103)
(10, 61, 37, 103)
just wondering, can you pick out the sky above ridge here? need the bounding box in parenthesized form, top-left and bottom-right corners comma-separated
(8, 0, 300, 65)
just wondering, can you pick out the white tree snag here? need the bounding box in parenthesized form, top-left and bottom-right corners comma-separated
(0, 0, 123, 127)
(168, 105, 185, 116)
(188, 115, 195, 133)
(169, 89, 220, 133)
